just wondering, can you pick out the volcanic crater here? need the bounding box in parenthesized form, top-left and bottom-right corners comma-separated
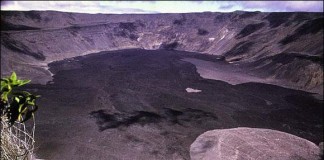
(1, 11, 323, 159)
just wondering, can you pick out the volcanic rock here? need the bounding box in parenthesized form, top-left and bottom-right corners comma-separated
(190, 127, 321, 160)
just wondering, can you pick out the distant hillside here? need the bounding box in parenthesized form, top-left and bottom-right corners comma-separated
(1, 11, 323, 93)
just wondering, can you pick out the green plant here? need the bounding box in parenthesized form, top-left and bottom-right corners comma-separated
(1, 72, 39, 126)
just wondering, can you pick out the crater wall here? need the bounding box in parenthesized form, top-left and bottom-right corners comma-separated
(1, 11, 323, 93)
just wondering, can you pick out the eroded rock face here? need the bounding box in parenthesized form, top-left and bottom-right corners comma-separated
(190, 127, 321, 160)
(1, 11, 323, 93)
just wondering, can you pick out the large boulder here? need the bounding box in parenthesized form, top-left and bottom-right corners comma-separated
(190, 127, 321, 160)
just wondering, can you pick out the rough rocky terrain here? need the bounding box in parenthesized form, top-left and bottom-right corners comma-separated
(1, 11, 323, 159)
(190, 127, 321, 160)
(1, 11, 323, 93)
(17, 49, 322, 159)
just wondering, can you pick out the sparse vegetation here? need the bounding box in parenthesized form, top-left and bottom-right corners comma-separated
(1, 72, 40, 160)
(197, 28, 209, 36)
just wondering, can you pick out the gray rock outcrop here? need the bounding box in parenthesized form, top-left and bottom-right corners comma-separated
(190, 127, 321, 160)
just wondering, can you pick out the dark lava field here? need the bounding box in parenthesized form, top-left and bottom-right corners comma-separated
(21, 49, 323, 159)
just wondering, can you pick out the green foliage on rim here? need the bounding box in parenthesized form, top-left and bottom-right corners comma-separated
(1, 72, 40, 126)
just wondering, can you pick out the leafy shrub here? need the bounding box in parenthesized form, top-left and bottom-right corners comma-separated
(1, 72, 40, 126)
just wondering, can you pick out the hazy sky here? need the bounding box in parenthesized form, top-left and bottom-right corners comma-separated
(1, 1, 323, 14)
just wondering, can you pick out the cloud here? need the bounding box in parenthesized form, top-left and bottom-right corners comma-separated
(0, 1, 323, 14)
(1, 0, 14, 6)
(236, 1, 323, 12)
(219, 4, 235, 10)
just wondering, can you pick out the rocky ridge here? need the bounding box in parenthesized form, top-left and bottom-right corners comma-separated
(1, 11, 323, 93)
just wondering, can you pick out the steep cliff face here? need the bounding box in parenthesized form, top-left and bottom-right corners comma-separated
(1, 11, 323, 93)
